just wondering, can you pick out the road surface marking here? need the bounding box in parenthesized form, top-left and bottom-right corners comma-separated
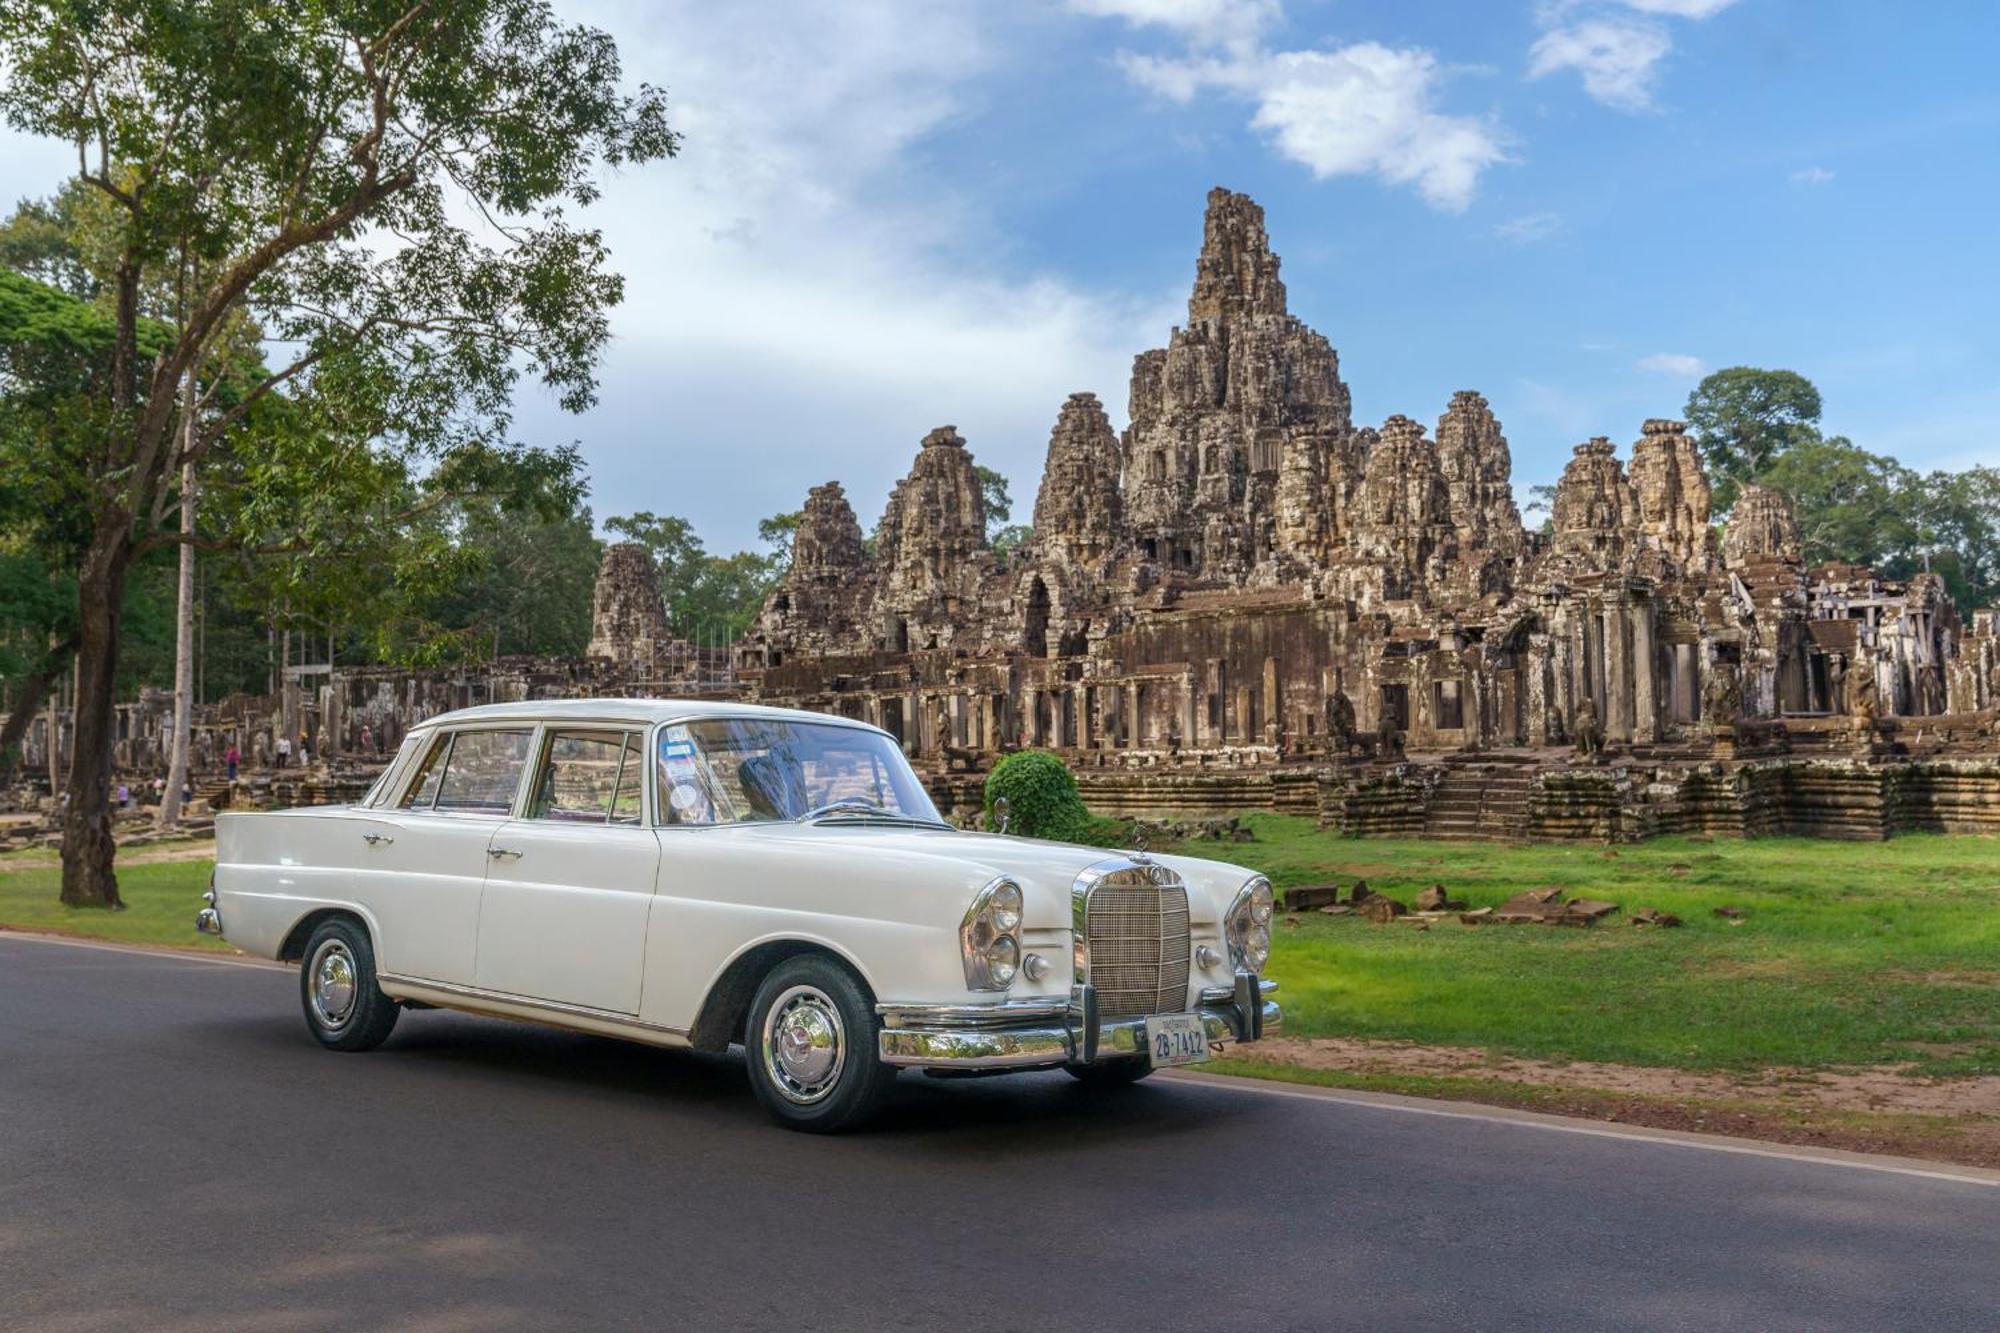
(8, 932, 1994, 1186)
(1163, 1068, 2000, 1187)
(0, 930, 288, 971)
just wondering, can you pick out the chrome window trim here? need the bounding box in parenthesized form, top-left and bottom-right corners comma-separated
(520, 725, 648, 826)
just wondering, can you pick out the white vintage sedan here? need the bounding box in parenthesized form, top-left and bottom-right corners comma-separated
(201, 699, 1279, 1131)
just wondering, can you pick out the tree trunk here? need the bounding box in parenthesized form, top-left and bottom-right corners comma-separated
(0, 638, 76, 789)
(159, 454, 198, 829)
(60, 533, 132, 910)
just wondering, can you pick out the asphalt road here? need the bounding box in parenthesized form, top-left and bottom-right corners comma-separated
(3, 935, 1996, 1333)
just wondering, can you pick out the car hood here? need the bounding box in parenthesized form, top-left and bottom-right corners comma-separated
(713, 823, 1246, 928)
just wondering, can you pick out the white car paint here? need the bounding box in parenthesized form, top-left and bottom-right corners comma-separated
(211, 699, 1261, 1050)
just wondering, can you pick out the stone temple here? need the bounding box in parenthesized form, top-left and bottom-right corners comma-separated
(18, 188, 1996, 841)
(720, 187, 2000, 837)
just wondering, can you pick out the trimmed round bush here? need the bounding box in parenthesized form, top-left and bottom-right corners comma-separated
(984, 750, 1091, 842)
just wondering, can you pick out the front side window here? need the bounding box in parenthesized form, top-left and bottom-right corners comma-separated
(398, 733, 452, 809)
(432, 729, 533, 816)
(528, 729, 645, 825)
(656, 718, 939, 827)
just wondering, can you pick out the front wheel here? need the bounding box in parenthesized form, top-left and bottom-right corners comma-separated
(299, 917, 399, 1052)
(744, 956, 896, 1133)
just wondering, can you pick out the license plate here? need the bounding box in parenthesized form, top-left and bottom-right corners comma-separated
(1144, 1012, 1212, 1067)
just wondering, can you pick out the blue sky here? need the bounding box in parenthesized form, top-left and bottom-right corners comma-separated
(4, 0, 1995, 550)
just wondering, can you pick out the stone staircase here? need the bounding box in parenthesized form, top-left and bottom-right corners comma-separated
(1421, 759, 1534, 840)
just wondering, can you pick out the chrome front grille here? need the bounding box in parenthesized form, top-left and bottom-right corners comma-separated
(1083, 866, 1191, 1020)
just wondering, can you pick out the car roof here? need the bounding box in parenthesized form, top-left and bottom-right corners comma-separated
(407, 697, 888, 736)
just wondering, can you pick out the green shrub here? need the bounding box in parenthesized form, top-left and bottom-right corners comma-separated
(984, 750, 1092, 842)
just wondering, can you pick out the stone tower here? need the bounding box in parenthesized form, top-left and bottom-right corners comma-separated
(587, 542, 674, 671)
(1121, 187, 1353, 578)
(1628, 418, 1717, 574)
(1436, 390, 1526, 594)
(874, 426, 990, 651)
(1723, 483, 1804, 568)
(1031, 393, 1125, 568)
(1551, 438, 1639, 567)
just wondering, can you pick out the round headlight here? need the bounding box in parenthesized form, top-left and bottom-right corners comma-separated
(992, 880, 1023, 933)
(987, 934, 1020, 985)
(1250, 879, 1275, 925)
(1246, 923, 1271, 971)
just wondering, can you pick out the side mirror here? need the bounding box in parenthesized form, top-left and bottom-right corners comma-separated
(992, 795, 1011, 835)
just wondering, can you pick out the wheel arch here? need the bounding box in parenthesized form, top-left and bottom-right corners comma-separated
(686, 936, 876, 1053)
(277, 904, 380, 963)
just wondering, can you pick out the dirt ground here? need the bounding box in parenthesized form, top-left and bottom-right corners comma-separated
(1236, 1036, 2000, 1167)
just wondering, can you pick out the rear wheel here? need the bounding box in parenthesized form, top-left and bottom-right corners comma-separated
(299, 917, 399, 1052)
(744, 955, 896, 1133)
(1065, 1060, 1155, 1087)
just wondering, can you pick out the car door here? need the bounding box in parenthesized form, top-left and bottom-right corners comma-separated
(474, 727, 659, 1015)
(357, 726, 533, 986)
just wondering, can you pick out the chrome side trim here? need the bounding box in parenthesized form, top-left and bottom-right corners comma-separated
(376, 972, 690, 1038)
(876, 998, 1071, 1028)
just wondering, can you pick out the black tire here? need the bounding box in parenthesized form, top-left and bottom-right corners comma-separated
(1065, 1060, 1156, 1087)
(744, 955, 896, 1133)
(299, 917, 399, 1052)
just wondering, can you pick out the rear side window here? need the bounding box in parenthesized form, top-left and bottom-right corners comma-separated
(528, 729, 645, 825)
(397, 733, 452, 810)
(432, 729, 533, 816)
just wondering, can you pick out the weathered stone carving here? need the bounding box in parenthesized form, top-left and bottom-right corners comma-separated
(1724, 483, 1804, 568)
(1628, 419, 1716, 575)
(588, 543, 676, 672)
(734, 185, 1981, 771)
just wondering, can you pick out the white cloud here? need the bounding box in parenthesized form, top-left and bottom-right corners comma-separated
(1619, 0, 1738, 16)
(1496, 211, 1562, 243)
(493, 0, 1169, 550)
(1066, 0, 1280, 50)
(1791, 165, 1836, 186)
(1638, 352, 1705, 376)
(1116, 38, 1510, 211)
(1528, 17, 1672, 111)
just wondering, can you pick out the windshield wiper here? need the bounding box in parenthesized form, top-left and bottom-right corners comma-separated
(795, 798, 950, 828)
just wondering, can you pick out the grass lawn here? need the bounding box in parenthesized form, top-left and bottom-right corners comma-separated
(1152, 814, 2000, 1078)
(6, 817, 1997, 1082)
(0, 850, 231, 953)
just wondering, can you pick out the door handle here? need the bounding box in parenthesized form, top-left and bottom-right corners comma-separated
(362, 833, 394, 846)
(488, 847, 522, 860)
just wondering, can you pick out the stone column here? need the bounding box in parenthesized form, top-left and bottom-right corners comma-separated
(1604, 605, 1631, 743)
(1632, 598, 1657, 742)
(908, 685, 922, 754)
(1261, 655, 1279, 747)
(1075, 685, 1092, 750)
(1126, 682, 1141, 748)
(1527, 636, 1551, 747)
(1023, 686, 1041, 747)
(1181, 667, 1199, 747)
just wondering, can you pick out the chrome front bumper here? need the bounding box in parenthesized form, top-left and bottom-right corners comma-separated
(877, 976, 1280, 1071)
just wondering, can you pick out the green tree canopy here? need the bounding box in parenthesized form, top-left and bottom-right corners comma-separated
(0, 0, 676, 906)
(1685, 367, 1823, 509)
(1757, 436, 1915, 570)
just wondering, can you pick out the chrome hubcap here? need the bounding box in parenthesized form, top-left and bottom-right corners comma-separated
(761, 985, 845, 1105)
(308, 940, 358, 1029)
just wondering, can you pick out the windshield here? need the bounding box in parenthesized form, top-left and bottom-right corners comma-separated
(655, 717, 941, 826)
